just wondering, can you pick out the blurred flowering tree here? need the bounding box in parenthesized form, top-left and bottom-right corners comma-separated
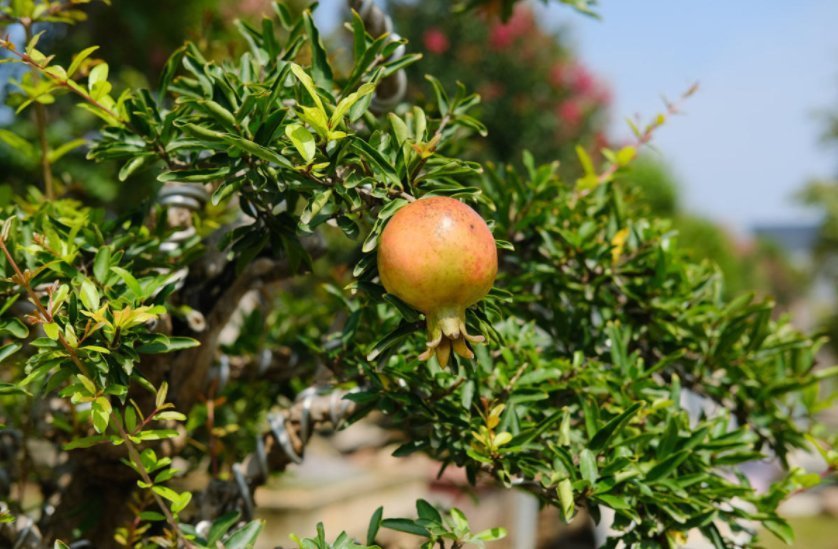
(390, 0, 610, 170)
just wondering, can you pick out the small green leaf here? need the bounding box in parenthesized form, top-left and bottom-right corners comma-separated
(330, 82, 376, 128)
(764, 519, 794, 545)
(579, 448, 598, 484)
(0, 342, 22, 364)
(77, 374, 95, 395)
(300, 189, 332, 226)
(593, 493, 632, 510)
(366, 506, 383, 545)
(110, 266, 142, 297)
(67, 46, 99, 77)
(0, 318, 29, 339)
(63, 435, 108, 450)
(381, 518, 429, 536)
(289, 63, 325, 112)
(285, 123, 316, 162)
(78, 278, 100, 311)
(557, 478, 574, 519)
(416, 499, 441, 523)
(646, 450, 690, 482)
(589, 402, 642, 451)
(225, 520, 264, 549)
(93, 247, 111, 283)
(208, 511, 242, 545)
(91, 396, 112, 434)
(43, 322, 59, 340)
(153, 411, 187, 422)
(302, 10, 333, 88)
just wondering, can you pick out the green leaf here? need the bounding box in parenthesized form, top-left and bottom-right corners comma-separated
(589, 402, 642, 451)
(557, 478, 574, 519)
(110, 266, 142, 297)
(67, 46, 99, 77)
(764, 519, 794, 545)
(425, 75, 449, 116)
(88, 62, 109, 91)
(93, 247, 111, 283)
(579, 448, 598, 485)
(153, 411, 187, 422)
(593, 493, 632, 510)
(0, 342, 22, 364)
(380, 518, 429, 536)
(136, 336, 200, 354)
(366, 506, 383, 545)
(330, 82, 376, 128)
(289, 62, 325, 112)
(0, 129, 36, 160)
(91, 396, 112, 434)
(63, 435, 108, 450)
(78, 278, 100, 311)
(302, 10, 333, 88)
(171, 491, 192, 513)
(285, 123, 316, 162)
(0, 382, 29, 396)
(366, 322, 416, 361)
(220, 134, 293, 167)
(474, 527, 507, 541)
(646, 450, 690, 483)
(416, 499, 441, 523)
(77, 374, 96, 395)
(300, 189, 332, 226)
(0, 318, 29, 339)
(208, 511, 242, 545)
(158, 167, 231, 183)
(151, 485, 180, 502)
(47, 138, 86, 164)
(43, 322, 59, 340)
(348, 136, 401, 186)
(225, 520, 264, 549)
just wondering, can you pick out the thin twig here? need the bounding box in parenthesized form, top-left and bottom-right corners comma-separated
(22, 23, 54, 200)
(0, 41, 125, 123)
(0, 236, 90, 378)
(115, 419, 192, 547)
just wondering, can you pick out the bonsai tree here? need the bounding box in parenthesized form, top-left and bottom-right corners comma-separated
(0, 1, 835, 547)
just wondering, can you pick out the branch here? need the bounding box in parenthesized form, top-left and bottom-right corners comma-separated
(195, 387, 359, 519)
(0, 40, 125, 124)
(169, 234, 325, 412)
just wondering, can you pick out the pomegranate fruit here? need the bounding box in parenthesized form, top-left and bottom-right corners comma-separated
(377, 196, 498, 367)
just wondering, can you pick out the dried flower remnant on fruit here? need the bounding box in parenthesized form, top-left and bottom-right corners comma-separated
(377, 196, 498, 366)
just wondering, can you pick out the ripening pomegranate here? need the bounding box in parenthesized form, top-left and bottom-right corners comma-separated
(377, 196, 498, 367)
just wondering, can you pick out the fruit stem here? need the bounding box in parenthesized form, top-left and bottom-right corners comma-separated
(419, 306, 484, 367)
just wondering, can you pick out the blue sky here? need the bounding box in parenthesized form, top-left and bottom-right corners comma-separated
(538, 0, 838, 232)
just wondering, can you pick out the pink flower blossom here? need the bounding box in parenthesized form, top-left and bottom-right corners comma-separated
(557, 99, 583, 127)
(423, 27, 450, 55)
(569, 64, 595, 95)
(489, 7, 534, 49)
